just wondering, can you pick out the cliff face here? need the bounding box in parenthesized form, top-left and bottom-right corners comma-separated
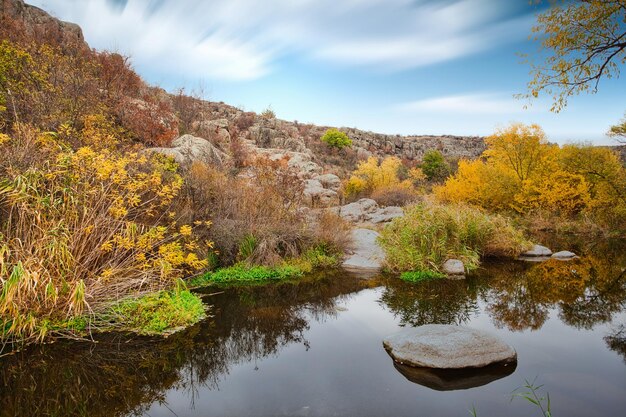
(0, 0, 86, 47)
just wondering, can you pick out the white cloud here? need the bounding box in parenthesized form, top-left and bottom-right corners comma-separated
(397, 93, 534, 114)
(29, 0, 532, 80)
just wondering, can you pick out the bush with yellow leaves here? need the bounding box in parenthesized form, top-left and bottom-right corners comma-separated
(344, 156, 424, 205)
(0, 127, 211, 345)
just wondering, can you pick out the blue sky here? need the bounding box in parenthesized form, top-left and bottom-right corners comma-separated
(30, 0, 626, 144)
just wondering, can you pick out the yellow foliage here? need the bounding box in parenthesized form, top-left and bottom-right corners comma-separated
(515, 171, 591, 215)
(0, 129, 212, 343)
(344, 156, 416, 198)
(436, 123, 626, 230)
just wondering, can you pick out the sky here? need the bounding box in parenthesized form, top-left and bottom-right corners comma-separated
(29, 0, 626, 145)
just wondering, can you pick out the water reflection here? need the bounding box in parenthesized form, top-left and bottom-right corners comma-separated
(392, 361, 517, 391)
(0, 240, 624, 417)
(605, 324, 626, 363)
(378, 239, 625, 333)
(0, 271, 371, 417)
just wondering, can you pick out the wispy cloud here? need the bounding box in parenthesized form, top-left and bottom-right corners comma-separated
(397, 93, 534, 115)
(30, 0, 532, 80)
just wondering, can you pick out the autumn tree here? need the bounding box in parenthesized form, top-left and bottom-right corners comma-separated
(484, 123, 555, 183)
(523, 0, 626, 112)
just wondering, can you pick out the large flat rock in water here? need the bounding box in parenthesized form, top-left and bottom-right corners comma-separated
(383, 325, 516, 369)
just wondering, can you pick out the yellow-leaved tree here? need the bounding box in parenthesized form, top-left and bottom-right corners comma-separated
(435, 123, 626, 230)
(523, 0, 626, 112)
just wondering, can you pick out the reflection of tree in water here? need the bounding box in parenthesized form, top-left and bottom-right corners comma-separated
(605, 324, 626, 364)
(377, 238, 626, 334)
(483, 247, 626, 332)
(378, 277, 480, 327)
(0, 271, 370, 417)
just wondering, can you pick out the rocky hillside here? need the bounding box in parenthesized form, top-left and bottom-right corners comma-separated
(186, 100, 486, 171)
(3, 0, 487, 172)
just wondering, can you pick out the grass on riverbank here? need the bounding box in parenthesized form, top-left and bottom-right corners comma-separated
(0, 289, 206, 348)
(189, 246, 342, 287)
(379, 201, 532, 275)
(101, 289, 206, 335)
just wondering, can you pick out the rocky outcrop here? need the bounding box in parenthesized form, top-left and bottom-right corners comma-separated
(303, 178, 338, 206)
(342, 228, 385, 271)
(383, 325, 517, 369)
(175, 100, 486, 165)
(335, 198, 403, 225)
(148, 134, 228, 167)
(342, 128, 486, 161)
(1, 0, 87, 48)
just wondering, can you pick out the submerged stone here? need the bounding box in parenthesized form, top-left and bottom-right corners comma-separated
(383, 324, 517, 369)
(521, 244, 552, 257)
(551, 250, 578, 260)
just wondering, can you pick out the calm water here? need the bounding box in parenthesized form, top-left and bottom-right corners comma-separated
(1, 238, 625, 417)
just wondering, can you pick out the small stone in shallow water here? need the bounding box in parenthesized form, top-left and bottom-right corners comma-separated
(442, 259, 465, 277)
(521, 244, 552, 257)
(383, 324, 517, 369)
(551, 250, 578, 260)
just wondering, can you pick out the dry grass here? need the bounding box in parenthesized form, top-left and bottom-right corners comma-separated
(0, 128, 209, 345)
(183, 159, 350, 267)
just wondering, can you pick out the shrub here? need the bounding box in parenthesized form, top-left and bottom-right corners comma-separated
(344, 156, 423, 201)
(435, 124, 626, 234)
(421, 149, 450, 182)
(261, 106, 276, 119)
(321, 128, 352, 149)
(183, 158, 350, 267)
(379, 201, 531, 273)
(370, 184, 417, 207)
(0, 129, 211, 345)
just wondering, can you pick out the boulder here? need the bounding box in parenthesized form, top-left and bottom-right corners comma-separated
(342, 228, 385, 271)
(336, 198, 403, 225)
(367, 206, 404, 224)
(551, 250, 578, 260)
(383, 325, 517, 369)
(303, 179, 339, 207)
(314, 173, 341, 192)
(148, 134, 229, 167)
(521, 244, 552, 257)
(442, 259, 465, 278)
(338, 198, 379, 223)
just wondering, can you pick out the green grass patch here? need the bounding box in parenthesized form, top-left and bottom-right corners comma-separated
(189, 263, 304, 287)
(104, 290, 205, 335)
(189, 245, 342, 288)
(400, 270, 446, 282)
